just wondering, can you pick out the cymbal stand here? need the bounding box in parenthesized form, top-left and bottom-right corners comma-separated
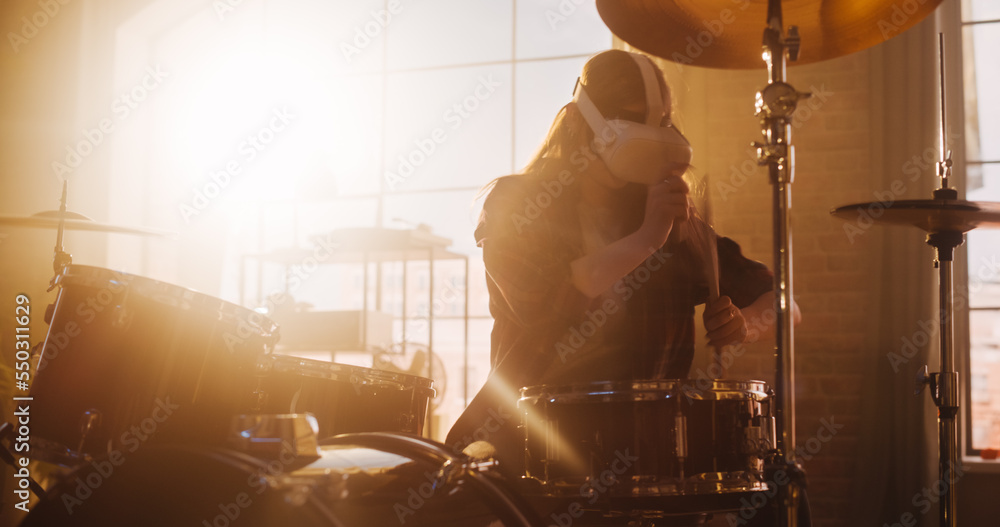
(914, 34, 961, 527)
(753, 0, 812, 525)
(49, 180, 73, 290)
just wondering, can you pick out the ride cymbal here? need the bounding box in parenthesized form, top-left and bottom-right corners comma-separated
(596, 0, 944, 69)
(830, 199, 1000, 234)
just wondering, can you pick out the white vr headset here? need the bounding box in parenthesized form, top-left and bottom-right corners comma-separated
(572, 53, 693, 185)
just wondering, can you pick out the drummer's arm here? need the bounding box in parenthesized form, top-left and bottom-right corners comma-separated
(569, 230, 662, 298)
(740, 291, 801, 343)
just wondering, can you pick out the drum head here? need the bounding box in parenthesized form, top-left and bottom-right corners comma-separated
(270, 355, 435, 392)
(520, 378, 769, 404)
(54, 265, 278, 336)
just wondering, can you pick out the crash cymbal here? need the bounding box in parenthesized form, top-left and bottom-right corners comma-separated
(830, 199, 1000, 234)
(596, 0, 945, 69)
(0, 210, 176, 238)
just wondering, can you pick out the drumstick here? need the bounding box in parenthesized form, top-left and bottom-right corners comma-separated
(702, 186, 725, 379)
(701, 177, 720, 302)
(684, 176, 720, 300)
(683, 175, 725, 378)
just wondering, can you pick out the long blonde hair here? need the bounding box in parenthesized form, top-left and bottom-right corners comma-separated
(480, 50, 670, 201)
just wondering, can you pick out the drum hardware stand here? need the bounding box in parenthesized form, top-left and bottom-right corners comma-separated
(48, 180, 73, 291)
(0, 422, 47, 497)
(672, 385, 688, 481)
(910, 195, 963, 527)
(911, 35, 962, 527)
(752, 1, 811, 525)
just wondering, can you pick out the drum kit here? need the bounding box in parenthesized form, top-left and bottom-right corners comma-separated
(2, 0, 997, 526)
(598, 2, 998, 527)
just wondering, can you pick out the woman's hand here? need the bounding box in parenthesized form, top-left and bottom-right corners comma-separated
(638, 177, 690, 248)
(703, 295, 748, 348)
(569, 177, 691, 299)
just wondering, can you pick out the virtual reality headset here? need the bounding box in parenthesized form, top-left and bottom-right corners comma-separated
(572, 52, 693, 185)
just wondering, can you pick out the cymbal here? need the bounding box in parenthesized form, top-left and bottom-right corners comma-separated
(596, 0, 945, 69)
(830, 199, 1000, 234)
(0, 210, 176, 238)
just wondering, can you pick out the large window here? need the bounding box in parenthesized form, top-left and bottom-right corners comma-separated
(961, 0, 1000, 455)
(120, 0, 612, 440)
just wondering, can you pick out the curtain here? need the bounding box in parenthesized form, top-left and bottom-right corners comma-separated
(851, 13, 944, 527)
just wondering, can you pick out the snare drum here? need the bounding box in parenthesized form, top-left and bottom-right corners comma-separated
(30, 265, 277, 462)
(519, 379, 774, 501)
(258, 356, 436, 438)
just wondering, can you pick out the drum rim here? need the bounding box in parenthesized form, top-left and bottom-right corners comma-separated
(518, 378, 769, 402)
(55, 264, 279, 336)
(271, 354, 436, 391)
(524, 471, 770, 498)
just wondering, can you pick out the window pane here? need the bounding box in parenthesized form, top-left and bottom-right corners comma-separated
(290, 74, 385, 198)
(381, 190, 481, 253)
(237, 198, 380, 309)
(515, 0, 612, 60)
(421, 317, 494, 438)
(964, 14, 1000, 455)
(514, 56, 592, 167)
(387, 0, 513, 71)
(384, 65, 513, 192)
(965, 23, 1000, 163)
(970, 309, 1000, 451)
(267, 0, 387, 75)
(964, 0, 1000, 22)
(967, 165, 1000, 309)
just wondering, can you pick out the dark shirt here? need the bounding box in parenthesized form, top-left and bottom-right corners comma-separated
(446, 164, 773, 473)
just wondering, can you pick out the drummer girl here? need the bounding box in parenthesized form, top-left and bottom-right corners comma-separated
(446, 49, 796, 476)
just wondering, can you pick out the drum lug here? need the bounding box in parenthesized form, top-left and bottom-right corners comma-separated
(749, 414, 777, 454)
(674, 412, 688, 464)
(395, 412, 417, 432)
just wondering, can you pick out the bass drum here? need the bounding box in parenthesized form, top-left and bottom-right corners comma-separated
(519, 379, 774, 514)
(30, 265, 277, 463)
(258, 355, 435, 438)
(20, 434, 545, 527)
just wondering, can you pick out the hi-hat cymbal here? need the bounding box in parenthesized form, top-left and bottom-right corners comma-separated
(597, 0, 944, 69)
(0, 210, 176, 238)
(830, 199, 1000, 234)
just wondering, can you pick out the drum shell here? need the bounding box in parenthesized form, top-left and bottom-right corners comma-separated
(19, 444, 328, 527)
(258, 356, 435, 438)
(30, 265, 275, 456)
(519, 379, 773, 497)
(21, 438, 514, 527)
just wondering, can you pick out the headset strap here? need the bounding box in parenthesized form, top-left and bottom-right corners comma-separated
(572, 77, 617, 143)
(630, 53, 664, 126)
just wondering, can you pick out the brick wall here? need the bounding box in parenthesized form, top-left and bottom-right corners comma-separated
(653, 48, 886, 527)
